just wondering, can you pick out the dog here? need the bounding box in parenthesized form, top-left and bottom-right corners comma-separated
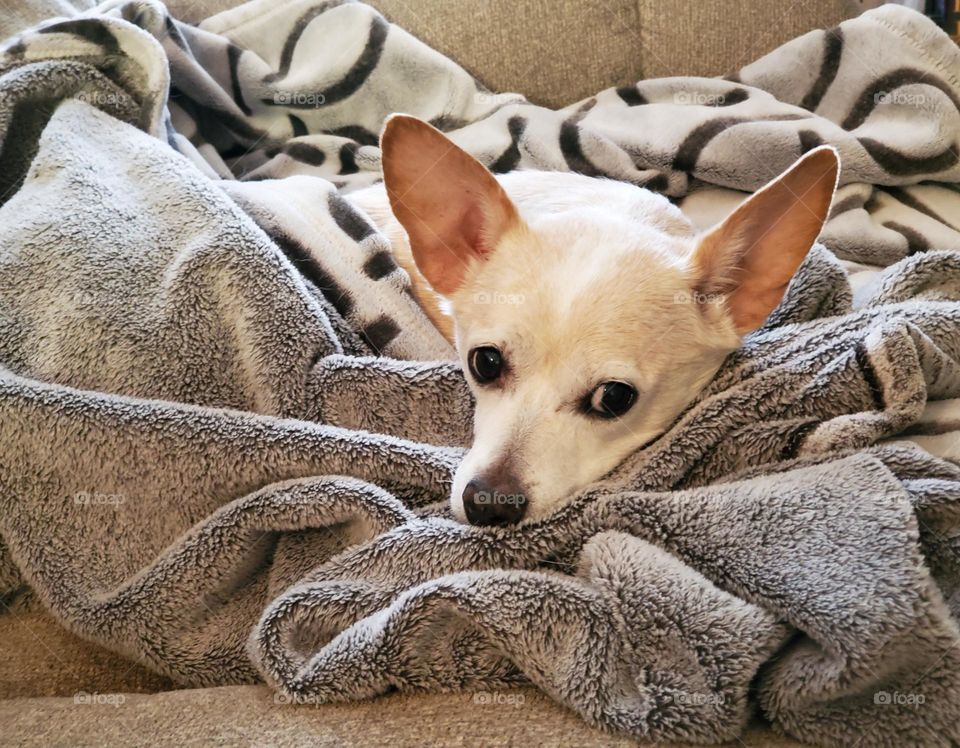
(349, 115, 839, 527)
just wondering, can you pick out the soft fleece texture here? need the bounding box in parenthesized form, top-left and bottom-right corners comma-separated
(1, 1, 959, 745)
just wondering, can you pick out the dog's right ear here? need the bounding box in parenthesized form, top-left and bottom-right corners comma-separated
(689, 146, 839, 335)
(380, 114, 523, 295)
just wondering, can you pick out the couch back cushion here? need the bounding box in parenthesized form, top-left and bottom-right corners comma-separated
(369, 0, 862, 107)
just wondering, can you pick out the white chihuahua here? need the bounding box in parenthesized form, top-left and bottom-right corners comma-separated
(350, 115, 839, 526)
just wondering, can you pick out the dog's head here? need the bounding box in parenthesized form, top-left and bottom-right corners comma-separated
(381, 115, 838, 526)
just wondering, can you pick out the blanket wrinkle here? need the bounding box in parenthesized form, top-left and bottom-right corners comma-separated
(1, 1, 960, 745)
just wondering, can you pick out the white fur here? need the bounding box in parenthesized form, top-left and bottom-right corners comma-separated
(354, 170, 742, 522)
(445, 172, 738, 520)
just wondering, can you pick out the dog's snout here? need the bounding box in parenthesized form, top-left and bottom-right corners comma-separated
(462, 476, 527, 527)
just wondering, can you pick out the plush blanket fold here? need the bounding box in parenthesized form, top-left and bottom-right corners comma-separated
(1, 1, 959, 745)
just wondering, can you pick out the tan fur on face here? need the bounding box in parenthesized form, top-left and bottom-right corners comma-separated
(350, 117, 838, 522)
(443, 181, 739, 520)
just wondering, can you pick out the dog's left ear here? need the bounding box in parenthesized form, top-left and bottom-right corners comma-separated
(689, 146, 839, 334)
(380, 114, 523, 295)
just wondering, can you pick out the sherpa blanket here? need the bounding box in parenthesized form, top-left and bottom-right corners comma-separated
(1, 1, 960, 746)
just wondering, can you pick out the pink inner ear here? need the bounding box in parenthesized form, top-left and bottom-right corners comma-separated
(691, 146, 839, 335)
(381, 115, 524, 294)
(461, 204, 490, 258)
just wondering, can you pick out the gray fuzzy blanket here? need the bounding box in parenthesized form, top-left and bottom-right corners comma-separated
(1, 1, 960, 745)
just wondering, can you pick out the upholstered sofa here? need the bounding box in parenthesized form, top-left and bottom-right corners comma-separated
(1, 0, 864, 744)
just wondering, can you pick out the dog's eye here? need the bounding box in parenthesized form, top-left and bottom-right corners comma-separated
(589, 381, 637, 418)
(468, 346, 503, 383)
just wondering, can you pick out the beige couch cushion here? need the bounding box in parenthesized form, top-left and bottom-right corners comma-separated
(0, 604, 173, 700)
(161, 0, 861, 108)
(1, 684, 804, 747)
(367, 0, 645, 107)
(369, 0, 861, 106)
(1, 605, 806, 746)
(635, 0, 862, 79)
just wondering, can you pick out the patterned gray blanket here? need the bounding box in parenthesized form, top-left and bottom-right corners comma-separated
(1, 1, 959, 745)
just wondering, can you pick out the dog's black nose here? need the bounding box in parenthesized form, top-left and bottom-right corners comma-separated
(462, 477, 527, 526)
